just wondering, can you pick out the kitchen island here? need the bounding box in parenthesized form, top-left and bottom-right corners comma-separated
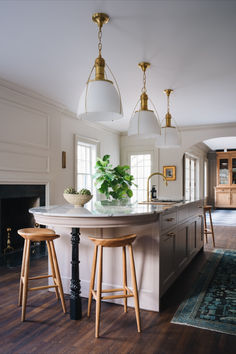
(30, 199, 204, 319)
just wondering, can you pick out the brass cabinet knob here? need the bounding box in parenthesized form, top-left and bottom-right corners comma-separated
(166, 217, 175, 222)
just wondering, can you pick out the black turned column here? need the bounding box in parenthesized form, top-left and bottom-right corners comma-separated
(70, 227, 82, 320)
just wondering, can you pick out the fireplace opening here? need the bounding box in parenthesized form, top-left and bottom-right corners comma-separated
(0, 184, 46, 267)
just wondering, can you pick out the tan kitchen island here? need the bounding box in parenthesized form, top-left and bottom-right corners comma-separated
(30, 199, 204, 320)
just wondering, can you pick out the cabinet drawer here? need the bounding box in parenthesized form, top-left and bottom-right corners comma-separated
(161, 211, 177, 231)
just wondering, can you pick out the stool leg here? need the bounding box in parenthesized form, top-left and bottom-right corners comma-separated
(18, 239, 27, 306)
(122, 246, 127, 313)
(204, 210, 208, 243)
(21, 239, 31, 322)
(47, 240, 59, 300)
(88, 245, 98, 317)
(95, 245, 103, 338)
(209, 209, 216, 248)
(128, 244, 141, 333)
(49, 241, 66, 314)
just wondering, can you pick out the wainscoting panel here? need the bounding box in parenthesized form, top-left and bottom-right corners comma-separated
(0, 98, 49, 149)
(0, 150, 49, 173)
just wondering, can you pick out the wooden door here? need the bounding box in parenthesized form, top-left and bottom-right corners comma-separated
(231, 189, 236, 207)
(160, 231, 175, 289)
(188, 220, 197, 257)
(175, 223, 188, 271)
(215, 189, 230, 207)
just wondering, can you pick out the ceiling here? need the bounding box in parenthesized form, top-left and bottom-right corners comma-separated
(0, 0, 236, 133)
(204, 137, 236, 151)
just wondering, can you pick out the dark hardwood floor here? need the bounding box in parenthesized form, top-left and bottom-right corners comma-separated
(0, 225, 235, 354)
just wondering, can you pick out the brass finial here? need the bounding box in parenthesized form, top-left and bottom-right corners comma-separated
(138, 62, 151, 72)
(164, 89, 173, 97)
(92, 13, 110, 29)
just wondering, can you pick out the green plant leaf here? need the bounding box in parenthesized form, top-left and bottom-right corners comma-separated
(127, 189, 133, 198)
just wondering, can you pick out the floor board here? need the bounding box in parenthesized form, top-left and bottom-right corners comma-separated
(0, 225, 235, 354)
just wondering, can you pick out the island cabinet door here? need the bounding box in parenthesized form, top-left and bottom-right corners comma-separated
(188, 218, 197, 257)
(175, 223, 188, 271)
(196, 215, 204, 249)
(160, 230, 175, 292)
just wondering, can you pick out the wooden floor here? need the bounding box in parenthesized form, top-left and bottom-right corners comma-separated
(0, 225, 236, 354)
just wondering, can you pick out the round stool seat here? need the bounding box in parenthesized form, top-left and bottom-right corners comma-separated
(18, 228, 59, 242)
(88, 234, 136, 248)
(204, 205, 212, 211)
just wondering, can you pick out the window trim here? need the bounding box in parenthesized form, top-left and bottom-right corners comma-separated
(183, 152, 198, 201)
(127, 150, 154, 203)
(74, 135, 100, 195)
(203, 158, 208, 199)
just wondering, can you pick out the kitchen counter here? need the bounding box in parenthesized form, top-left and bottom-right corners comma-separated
(30, 199, 204, 319)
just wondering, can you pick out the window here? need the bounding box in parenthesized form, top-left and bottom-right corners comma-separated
(75, 136, 99, 197)
(129, 153, 152, 202)
(184, 154, 197, 201)
(204, 160, 208, 198)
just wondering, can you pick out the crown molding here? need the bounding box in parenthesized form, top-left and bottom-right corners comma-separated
(121, 122, 236, 136)
(0, 77, 120, 136)
(0, 77, 67, 111)
(181, 122, 236, 132)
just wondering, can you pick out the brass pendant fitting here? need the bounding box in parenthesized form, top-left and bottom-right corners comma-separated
(165, 112, 172, 127)
(164, 89, 173, 97)
(138, 62, 151, 72)
(92, 13, 110, 29)
(140, 92, 148, 111)
(95, 56, 105, 80)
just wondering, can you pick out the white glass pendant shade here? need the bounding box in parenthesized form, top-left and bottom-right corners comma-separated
(128, 110, 161, 139)
(78, 80, 123, 121)
(156, 127, 181, 148)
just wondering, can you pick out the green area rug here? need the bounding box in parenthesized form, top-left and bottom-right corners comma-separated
(171, 249, 236, 336)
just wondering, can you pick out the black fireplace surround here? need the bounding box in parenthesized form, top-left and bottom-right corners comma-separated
(0, 184, 46, 266)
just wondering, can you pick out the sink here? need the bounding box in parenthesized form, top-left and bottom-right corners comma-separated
(152, 198, 184, 203)
(139, 198, 184, 206)
(139, 201, 177, 205)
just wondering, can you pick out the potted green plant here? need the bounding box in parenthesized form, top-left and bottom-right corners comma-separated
(93, 155, 137, 204)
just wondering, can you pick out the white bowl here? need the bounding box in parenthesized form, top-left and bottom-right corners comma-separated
(63, 193, 93, 207)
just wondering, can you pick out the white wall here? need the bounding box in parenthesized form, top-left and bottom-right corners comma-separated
(0, 79, 120, 204)
(121, 123, 236, 200)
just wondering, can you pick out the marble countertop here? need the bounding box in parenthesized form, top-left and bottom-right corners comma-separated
(30, 199, 199, 218)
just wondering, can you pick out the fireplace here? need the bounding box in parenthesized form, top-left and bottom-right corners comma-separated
(0, 185, 46, 266)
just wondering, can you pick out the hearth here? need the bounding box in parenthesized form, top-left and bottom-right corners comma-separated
(0, 184, 46, 267)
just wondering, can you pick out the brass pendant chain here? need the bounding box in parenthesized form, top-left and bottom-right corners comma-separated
(98, 27, 102, 57)
(142, 70, 147, 93)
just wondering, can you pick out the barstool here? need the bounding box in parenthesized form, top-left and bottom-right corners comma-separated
(203, 205, 216, 247)
(18, 228, 66, 321)
(87, 233, 141, 338)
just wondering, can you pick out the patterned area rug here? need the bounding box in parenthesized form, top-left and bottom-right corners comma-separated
(171, 249, 236, 336)
(208, 209, 236, 226)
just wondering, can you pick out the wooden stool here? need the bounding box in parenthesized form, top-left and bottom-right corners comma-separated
(18, 228, 66, 321)
(87, 234, 141, 338)
(203, 205, 216, 247)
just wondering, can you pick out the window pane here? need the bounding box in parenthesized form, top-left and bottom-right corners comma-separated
(185, 155, 198, 201)
(130, 153, 151, 203)
(76, 140, 97, 197)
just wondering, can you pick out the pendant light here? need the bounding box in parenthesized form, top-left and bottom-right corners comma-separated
(156, 89, 181, 148)
(128, 62, 161, 139)
(77, 13, 123, 121)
